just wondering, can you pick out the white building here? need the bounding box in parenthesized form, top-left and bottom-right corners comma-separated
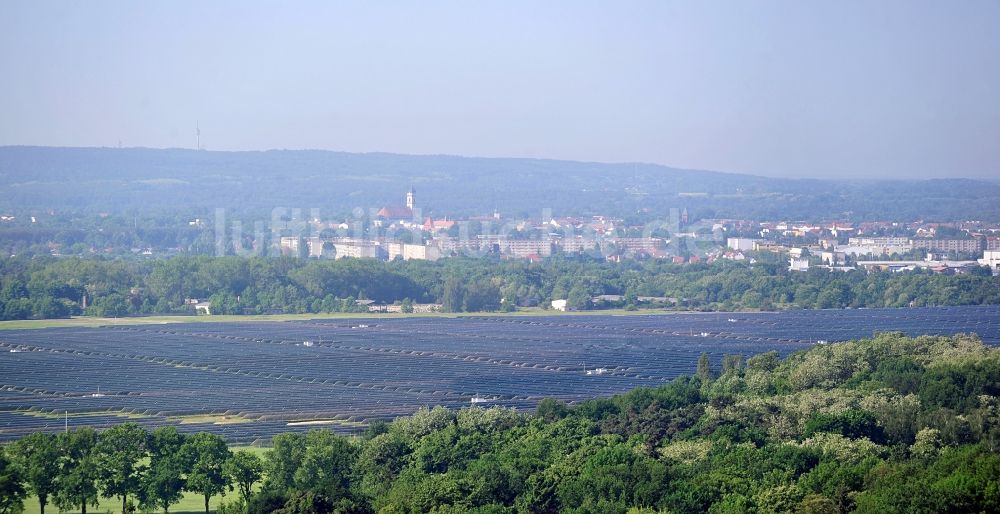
(835, 244, 912, 257)
(979, 250, 1000, 273)
(821, 251, 847, 266)
(849, 236, 911, 246)
(727, 238, 757, 252)
(789, 258, 810, 272)
(333, 241, 380, 259)
(307, 238, 332, 258)
(856, 259, 978, 272)
(911, 238, 983, 254)
(551, 299, 568, 311)
(476, 236, 554, 258)
(614, 238, 666, 253)
(385, 242, 442, 261)
(194, 301, 212, 315)
(559, 237, 600, 253)
(279, 236, 304, 255)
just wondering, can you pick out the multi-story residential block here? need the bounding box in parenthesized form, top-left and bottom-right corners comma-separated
(279, 236, 305, 256)
(835, 244, 912, 256)
(910, 238, 983, 253)
(821, 251, 847, 265)
(613, 238, 665, 253)
(558, 237, 599, 253)
(332, 240, 380, 259)
(848, 236, 911, 246)
(385, 242, 442, 261)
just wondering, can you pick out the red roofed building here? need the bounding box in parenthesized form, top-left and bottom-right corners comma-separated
(377, 206, 413, 220)
(423, 217, 457, 232)
(376, 187, 417, 222)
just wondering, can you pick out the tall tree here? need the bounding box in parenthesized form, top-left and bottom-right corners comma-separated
(141, 427, 187, 514)
(697, 352, 714, 382)
(0, 447, 26, 514)
(224, 450, 263, 505)
(264, 432, 307, 491)
(463, 280, 501, 312)
(142, 456, 186, 514)
(95, 422, 148, 514)
(293, 430, 357, 500)
(722, 354, 744, 374)
(180, 433, 231, 514)
(441, 276, 465, 312)
(10, 432, 59, 514)
(54, 428, 100, 514)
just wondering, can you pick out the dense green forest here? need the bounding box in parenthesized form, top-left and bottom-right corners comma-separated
(2, 332, 999, 513)
(1, 255, 999, 320)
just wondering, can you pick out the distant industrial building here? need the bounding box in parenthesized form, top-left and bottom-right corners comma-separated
(855, 259, 979, 273)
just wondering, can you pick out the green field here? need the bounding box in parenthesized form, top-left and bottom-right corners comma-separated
(19, 447, 269, 514)
(0, 308, 679, 330)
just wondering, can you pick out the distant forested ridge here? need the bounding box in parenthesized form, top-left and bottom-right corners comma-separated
(2, 146, 999, 221)
(1, 254, 999, 320)
(2, 333, 999, 513)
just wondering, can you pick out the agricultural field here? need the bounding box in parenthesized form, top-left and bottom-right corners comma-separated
(2, 306, 998, 444)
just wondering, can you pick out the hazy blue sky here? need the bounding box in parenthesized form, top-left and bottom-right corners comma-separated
(2, 1, 998, 179)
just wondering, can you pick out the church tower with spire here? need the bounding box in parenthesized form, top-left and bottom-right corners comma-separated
(406, 186, 415, 210)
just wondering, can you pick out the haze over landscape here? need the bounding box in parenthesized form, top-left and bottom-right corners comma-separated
(2, 0, 998, 180)
(3, 3, 1000, 514)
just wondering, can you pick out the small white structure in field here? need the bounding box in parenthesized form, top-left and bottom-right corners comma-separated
(551, 299, 568, 311)
(194, 301, 212, 315)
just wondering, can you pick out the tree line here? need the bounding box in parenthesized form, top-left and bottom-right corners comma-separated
(0, 425, 249, 514)
(1, 254, 999, 321)
(2, 332, 999, 513)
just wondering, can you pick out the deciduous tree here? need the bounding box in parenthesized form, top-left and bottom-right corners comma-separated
(224, 450, 264, 504)
(54, 428, 100, 514)
(0, 447, 26, 514)
(10, 432, 59, 514)
(95, 422, 148, 514)
(180, 433, 231, 514)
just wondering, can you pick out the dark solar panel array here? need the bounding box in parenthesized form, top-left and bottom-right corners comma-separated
(1, 305, 997, 443)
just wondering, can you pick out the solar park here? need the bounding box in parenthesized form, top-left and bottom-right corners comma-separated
(2, 305, 998, 444)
